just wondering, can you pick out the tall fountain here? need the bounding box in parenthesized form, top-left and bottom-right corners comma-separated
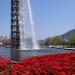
(19, 0, 26, 49)
(19, 0, 39, 50)
(27, 0, 39, 49)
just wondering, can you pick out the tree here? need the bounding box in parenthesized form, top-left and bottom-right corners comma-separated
(67, 35, 75, 47)
(50, 36, 62, 45)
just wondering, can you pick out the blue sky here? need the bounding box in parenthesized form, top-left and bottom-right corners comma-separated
(0, 0, 75, 39)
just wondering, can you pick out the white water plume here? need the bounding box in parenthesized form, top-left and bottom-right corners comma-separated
(19, 0, 39, 50)
(27, 0, 39, 49)
(19, 0, 26, 50)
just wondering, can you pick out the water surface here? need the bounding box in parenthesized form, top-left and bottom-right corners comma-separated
(0, 47, 75, 59)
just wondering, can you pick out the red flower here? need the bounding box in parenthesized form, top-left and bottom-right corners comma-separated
(0, 53, 75, 75)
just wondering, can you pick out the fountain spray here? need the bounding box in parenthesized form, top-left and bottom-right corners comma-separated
(27, 0, 39, 49)
(19, 0, 26, 49)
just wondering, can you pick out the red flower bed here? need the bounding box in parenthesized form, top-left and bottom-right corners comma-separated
(0, 59, 10, 75)
(0, 53, 75, 75)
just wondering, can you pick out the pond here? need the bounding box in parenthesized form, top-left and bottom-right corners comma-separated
(0, 47, 75, 60)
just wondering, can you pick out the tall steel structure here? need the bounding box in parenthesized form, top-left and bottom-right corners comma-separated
(11, 0, 20, 61)
(11, 0, 20, 49)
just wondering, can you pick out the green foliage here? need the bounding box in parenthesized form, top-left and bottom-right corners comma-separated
(39, 35, 75, 47)
(48, 37, 62, 45)
(67, 35, 75, 47)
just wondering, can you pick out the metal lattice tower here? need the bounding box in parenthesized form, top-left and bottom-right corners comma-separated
(11, 0, 25, 61)
(11, 0, 25, 49)
(11, 0, 20, 49)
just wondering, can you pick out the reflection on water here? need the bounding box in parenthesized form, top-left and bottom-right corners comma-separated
(0, 47, 10, 59)
(0, 47, 75, 60)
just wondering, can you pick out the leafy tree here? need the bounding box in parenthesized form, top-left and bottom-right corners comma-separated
(67, 35, 75, 47)
(50, 36, 62, 45)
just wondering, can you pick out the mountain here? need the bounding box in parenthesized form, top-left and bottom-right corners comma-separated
(59, 29, 75, 40)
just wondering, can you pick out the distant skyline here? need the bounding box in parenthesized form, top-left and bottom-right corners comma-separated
(0, 0, 75, 39)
